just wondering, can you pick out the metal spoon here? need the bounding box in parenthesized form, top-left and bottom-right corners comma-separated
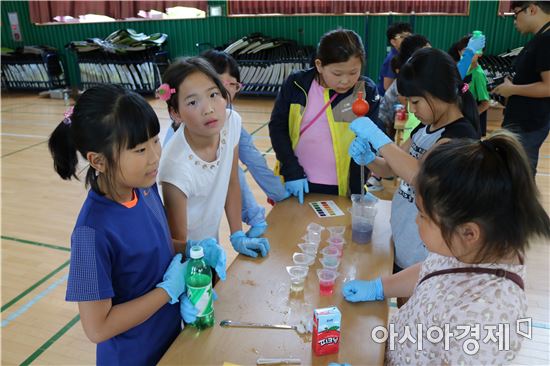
(219, 320, 310, 334)
(220, 319, 296, 330)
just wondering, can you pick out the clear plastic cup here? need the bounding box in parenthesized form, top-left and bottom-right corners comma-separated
(306, 222, 325, 234)
(350, 194, 377, 244)
(319, 256, 340, 271)
(298, 242, 318, 256)
(316, 269, 340, 296)
(320, 246, 340, 265)
(327, 226, 345, 239)
(286, 265, 309, 292)
(306, 230, 321, 244)
(293, 252, 315, 266)
(327, 237, 345, 257)
(327, 236, 346, 246)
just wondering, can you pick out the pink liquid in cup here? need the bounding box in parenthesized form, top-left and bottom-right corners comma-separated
(317, 269, 339, 296)
(319, 280, 334, 295)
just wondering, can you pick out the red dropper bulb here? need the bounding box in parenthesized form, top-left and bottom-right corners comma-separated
(352, 91, 370, 116)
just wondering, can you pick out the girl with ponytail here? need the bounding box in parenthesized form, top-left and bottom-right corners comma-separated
(342, 130, 550, 364)
(348, 47, 481, 275)
(48, 84, 198, 365)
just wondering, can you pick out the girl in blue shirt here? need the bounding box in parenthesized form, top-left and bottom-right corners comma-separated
(48, 85, 201, 365)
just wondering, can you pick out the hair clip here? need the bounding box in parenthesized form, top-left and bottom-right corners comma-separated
(461, 83, 469, 94)
(156, 83, 176, 101)
(63, 106, 74, 125)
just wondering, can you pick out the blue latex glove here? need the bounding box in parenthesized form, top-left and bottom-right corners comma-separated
(186, 238, 226, 281)
(230, 230, 270, 258)
(328, 363, 351, 366)
(342, 277, 385, 302)
(285, 178, 309, 204)
(180, 294, 198, 324)
(349, 138, 376, 166)
(246, 221, 268, 238)
(156, 254, 187, 304)
(350, 117, 392, 152)
(180, 290, 218, 324)
(466, 34, 485, 54)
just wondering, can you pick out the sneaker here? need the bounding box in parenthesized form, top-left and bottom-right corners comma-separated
(367, 176, 384, 192)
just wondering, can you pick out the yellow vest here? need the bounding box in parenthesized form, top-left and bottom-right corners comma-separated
(281, 81, 366, 196)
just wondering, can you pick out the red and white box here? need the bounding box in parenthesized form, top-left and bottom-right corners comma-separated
(312, 306, 341, 356)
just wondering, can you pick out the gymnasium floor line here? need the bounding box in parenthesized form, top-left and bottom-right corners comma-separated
(1, 140, 46, 158)
(1, 273, 69, 328)
(0, 132, 49, 139)
(249, 120, 269, 136)
(1, 260, 70, 313)
(1, 235, 70, 252)
(19, 314, 81, 366)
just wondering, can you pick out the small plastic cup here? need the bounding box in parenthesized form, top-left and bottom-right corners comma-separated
(306, 222, 325, 234)
(293, 252, 315, 266)
(306, 230, 321, 244)
(320, 246, 340, 265)
(317, 269, 340, 296)
(327, 226, 345, 239)
(319, 256, 340, 271)
(298, 242, 318, 256)
(327, 237, 345, 257)
(287, 265, 309, 292)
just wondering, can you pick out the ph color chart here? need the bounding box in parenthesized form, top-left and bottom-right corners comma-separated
(309, 200, 345, 218)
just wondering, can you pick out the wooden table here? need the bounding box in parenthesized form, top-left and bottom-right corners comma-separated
(160, 194, 394, 365)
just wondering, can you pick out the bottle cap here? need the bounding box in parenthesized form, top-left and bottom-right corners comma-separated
(190, 245, 204, 259)
(472, 30, 482, 37)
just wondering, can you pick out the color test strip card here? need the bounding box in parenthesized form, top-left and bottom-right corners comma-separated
(309, 200, 345, 218)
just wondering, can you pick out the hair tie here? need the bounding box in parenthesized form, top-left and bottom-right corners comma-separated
(63, 106, 74, 125)
(461, 83, 469, 94)
(480, 139, 498, 153)
(156, 83, 176, 101)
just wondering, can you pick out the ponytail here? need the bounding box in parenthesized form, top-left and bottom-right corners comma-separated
(416, 130, 550, 263)
(48, 121, 78, 180)
(459, 89, 481, 136)
(483, 132, 550, 245)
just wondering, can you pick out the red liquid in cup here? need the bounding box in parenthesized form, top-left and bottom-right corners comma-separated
(319, 280, 334, 295)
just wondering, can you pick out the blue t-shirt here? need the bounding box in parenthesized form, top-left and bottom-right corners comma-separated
(376, 47, 398, 96)
(66, 184, 181, 365)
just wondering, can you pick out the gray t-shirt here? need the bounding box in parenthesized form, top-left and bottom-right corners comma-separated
(390, 118, 478, 269)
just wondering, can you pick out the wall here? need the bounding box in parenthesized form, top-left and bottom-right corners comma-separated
(1, 1, 529, 88)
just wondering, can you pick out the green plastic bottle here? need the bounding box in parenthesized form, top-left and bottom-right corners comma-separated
(185, 246, 214, 329)
(472, 30, 483, 55)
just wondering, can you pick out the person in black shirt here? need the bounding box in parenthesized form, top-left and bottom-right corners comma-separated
(494, 1, 550, 176)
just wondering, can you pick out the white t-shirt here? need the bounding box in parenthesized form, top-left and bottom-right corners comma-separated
(387, 252, 527, 365)
(158, 109, 241, 241)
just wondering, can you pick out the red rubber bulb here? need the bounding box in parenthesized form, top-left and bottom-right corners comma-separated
(352, 91, 370, 116)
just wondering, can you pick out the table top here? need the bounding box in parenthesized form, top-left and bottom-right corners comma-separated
(160, 194, 394, 366)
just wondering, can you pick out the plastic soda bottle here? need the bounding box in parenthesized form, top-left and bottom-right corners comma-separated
(185, 245, 214, 329)
(472, 30, 483, 55)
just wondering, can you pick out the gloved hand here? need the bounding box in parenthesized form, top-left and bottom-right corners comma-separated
(328, 363, 351, 366)
(186, 238, 226, 281)
(180, 294, 198, 324)
(156, 254, 188, 304)
(349, 117, 392, 152)
(285, 178, 309, 204)
(230, 230, 270, 258)
(349, 138, 376, 166)
(342, 277, 384, 302)
(246, 221, 268, 238)
(466, 34, 486, 54)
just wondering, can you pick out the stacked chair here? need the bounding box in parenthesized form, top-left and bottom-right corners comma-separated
(478, 47, 520, 105)
(67, 29, 169, 94)
(224, 33, 315, 97)
(1, 46, 67, 91)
